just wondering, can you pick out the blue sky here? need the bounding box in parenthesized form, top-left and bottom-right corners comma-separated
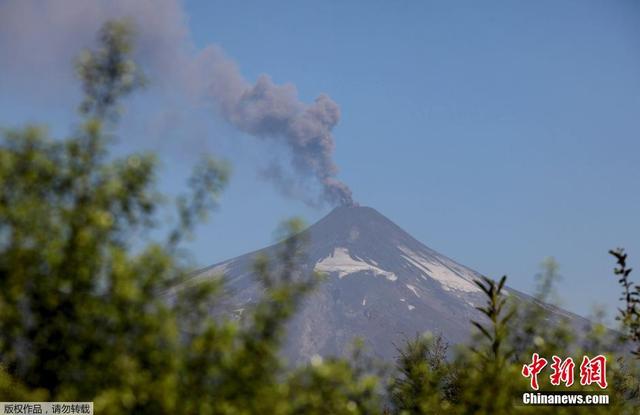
(1, 0, 639, 320)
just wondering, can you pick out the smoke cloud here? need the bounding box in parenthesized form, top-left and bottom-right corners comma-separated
(0, 0, 354, 206)
(195, 47, 353, 206)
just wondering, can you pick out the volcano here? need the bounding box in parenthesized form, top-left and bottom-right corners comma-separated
(195, 205, 588, 363)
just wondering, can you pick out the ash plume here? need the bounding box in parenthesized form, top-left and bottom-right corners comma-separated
(196, 47, 353, 206)
(0, 0, 354, 206)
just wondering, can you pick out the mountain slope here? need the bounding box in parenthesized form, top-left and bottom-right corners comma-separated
(195, 205, 589, 363)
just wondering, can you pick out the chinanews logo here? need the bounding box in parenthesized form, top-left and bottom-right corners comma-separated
(519, 353, 610, 406)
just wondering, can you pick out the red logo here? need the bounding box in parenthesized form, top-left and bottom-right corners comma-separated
(550, 356, 575, 387)
(522, 354, 607, 390)
(579, 355, 607, 389)
(522, 353, 548, 390)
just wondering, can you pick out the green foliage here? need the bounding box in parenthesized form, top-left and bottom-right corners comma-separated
(390, 333, 457, 414)
(470, 275, 514, 363)
(76, 19, 145, 121)
(509, 258, 574, 361)
(388, 263, 640, 414)
(387, 276, 522, 415)
(610, 248, 640, 358)
(286, 356, 381, 415)
(0, 20, 380, 414)
(454, 276, 520, 414)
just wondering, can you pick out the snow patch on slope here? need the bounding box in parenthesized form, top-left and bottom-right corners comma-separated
(399, 246, 480, 293)
(406, 284, 420, 298)
(315, 247, 397, 281)
(201, 262, 231, 278)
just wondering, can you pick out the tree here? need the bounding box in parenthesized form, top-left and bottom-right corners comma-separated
(388, 267, 640, 414)
(508, 258, 574, 362)
(0, 20, 380, 414)
(389, 333, 457, 414)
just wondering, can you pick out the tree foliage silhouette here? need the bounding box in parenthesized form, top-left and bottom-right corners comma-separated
(0, 20, 380, 415)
